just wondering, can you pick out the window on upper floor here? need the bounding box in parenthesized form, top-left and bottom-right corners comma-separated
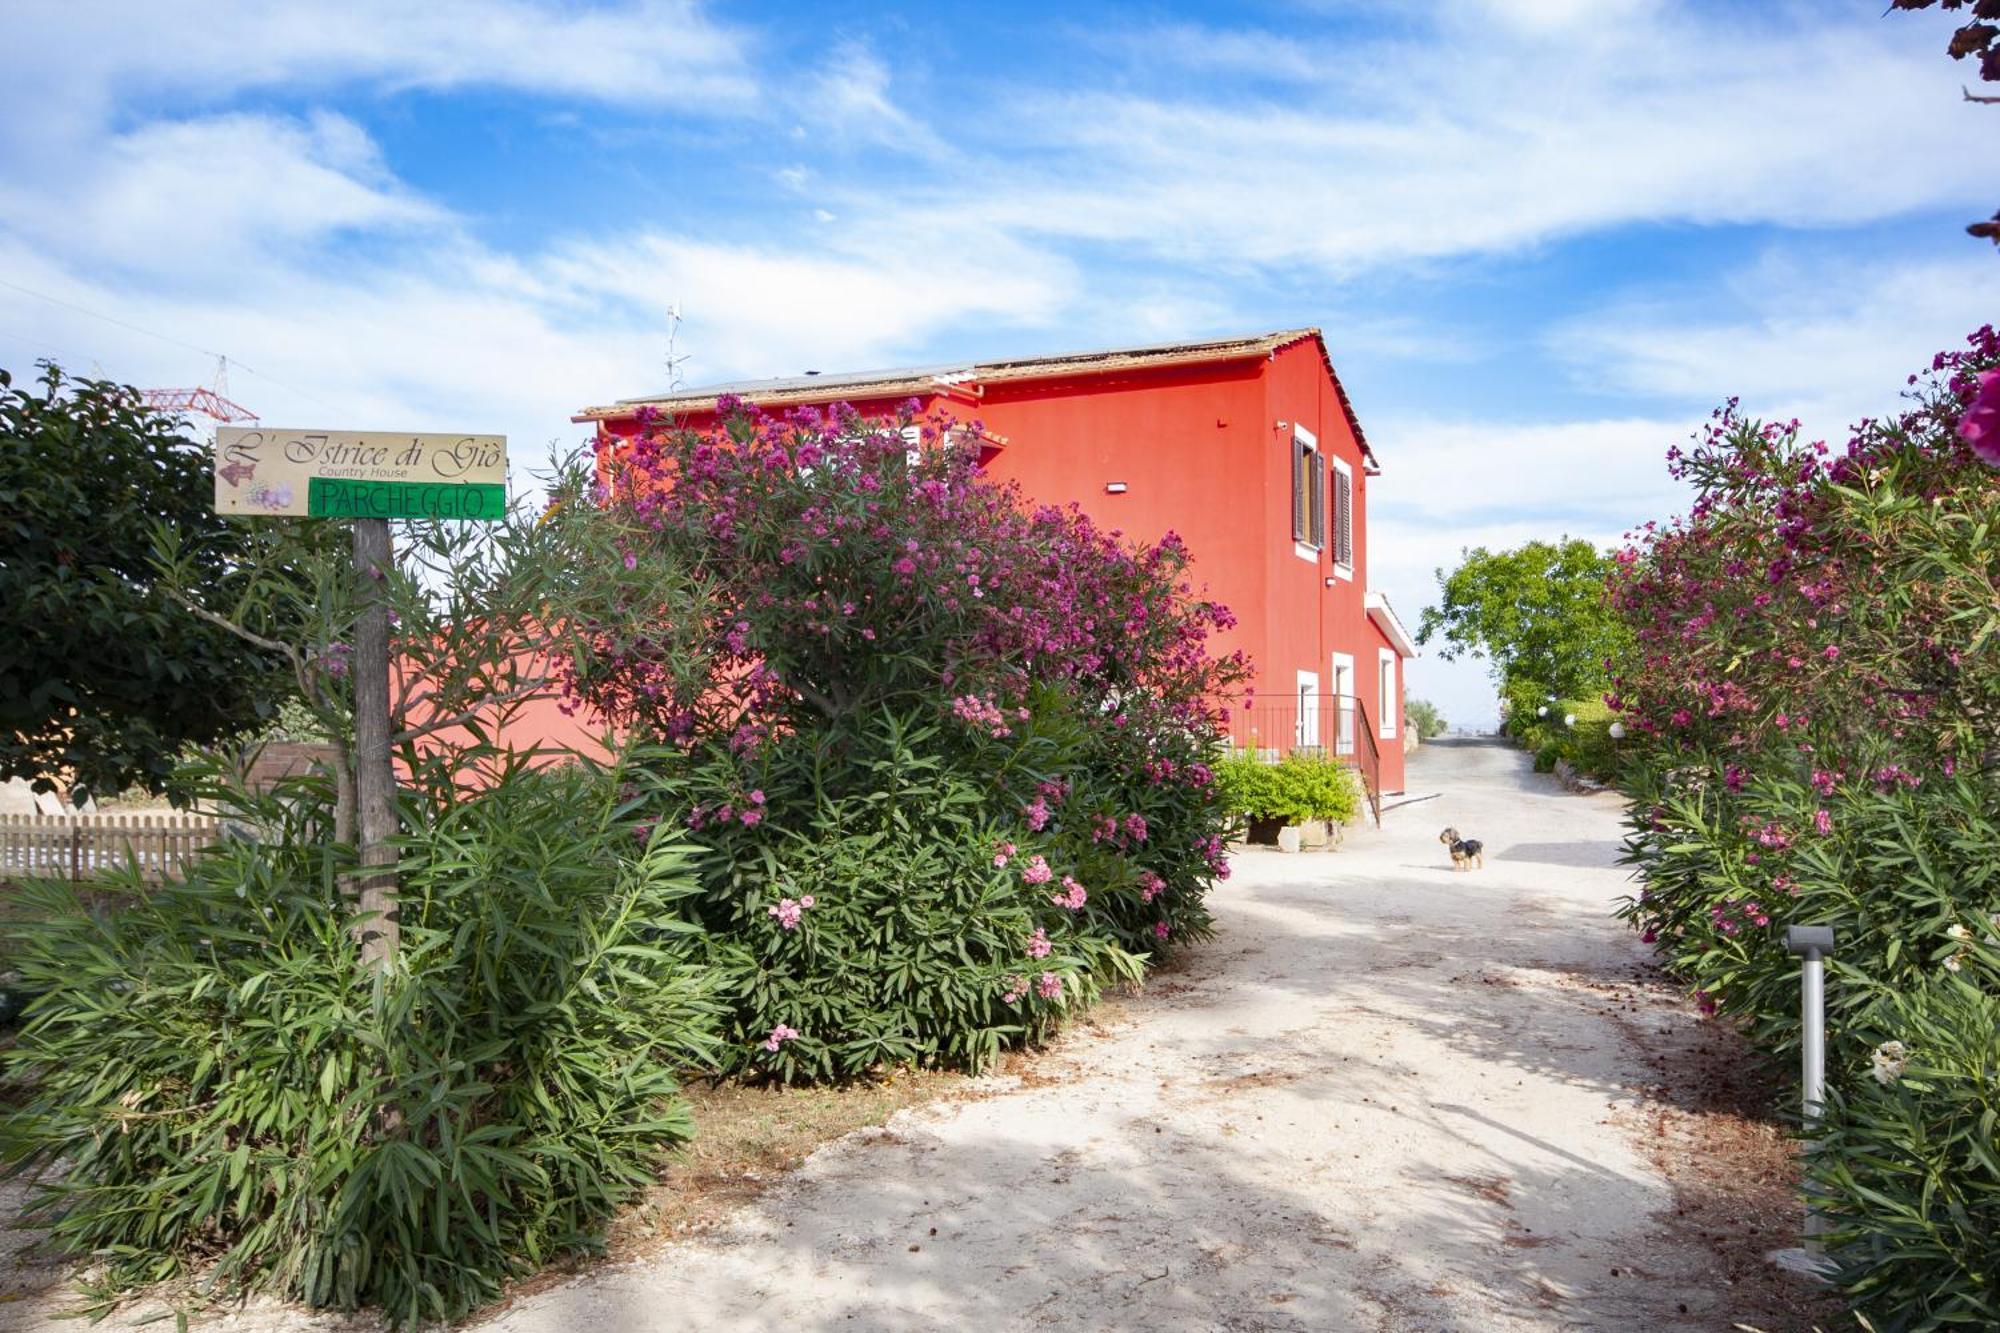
(1291, 425, 1324, 553)
(1330, 455, 1354, 574)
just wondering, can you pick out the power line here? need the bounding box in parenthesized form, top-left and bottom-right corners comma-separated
(0, 275, 345, 414)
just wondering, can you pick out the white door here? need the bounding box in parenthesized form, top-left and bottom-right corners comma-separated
(1331, 654, 1355, 756)
(1295, 670, 1320, 748)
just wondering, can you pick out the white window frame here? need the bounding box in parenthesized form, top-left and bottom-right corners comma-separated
(1330, 653, 1355, 757)
(1295, 669, 1320, 748)
(1329, 454, 1355, 582)
(1377, 647, 1398, 740)
(1291, 424, 1321, 564)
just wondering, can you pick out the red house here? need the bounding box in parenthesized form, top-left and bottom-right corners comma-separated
(576, 329, 1415, 799)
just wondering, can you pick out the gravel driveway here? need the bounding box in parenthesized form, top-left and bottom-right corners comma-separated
(479, 738, 1767, 1331)
(9, 738, 1810, 1332)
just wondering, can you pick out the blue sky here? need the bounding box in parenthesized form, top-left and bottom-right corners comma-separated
(4, 1, 1997, 728)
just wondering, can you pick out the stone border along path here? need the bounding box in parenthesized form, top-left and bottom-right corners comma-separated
(10, 737, 1823, 1331)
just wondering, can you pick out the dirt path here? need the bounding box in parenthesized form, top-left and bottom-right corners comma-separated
(472, 738, 1811, 1332)
(8, 739, 1825, 1331)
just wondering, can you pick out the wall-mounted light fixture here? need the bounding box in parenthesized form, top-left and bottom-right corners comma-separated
(1105, 482, 1128, 494)
(1323, 576, 1338, 588)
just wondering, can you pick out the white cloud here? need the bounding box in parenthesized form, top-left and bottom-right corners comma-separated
(0, 113, 446, 281)
(859, 5, 2000, 274)
(799, 40, 951, 157)
(1551, 251, 2000, 425)
(1362, 412, 1699, 729)
(542, 225, 1073, 389)
(4, 0, 756, 142)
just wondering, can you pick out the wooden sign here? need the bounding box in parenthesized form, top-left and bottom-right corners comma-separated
(214, 428, 508, 519)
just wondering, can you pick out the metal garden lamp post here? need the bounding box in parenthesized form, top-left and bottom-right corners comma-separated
(1785, 923, 1838, 1254)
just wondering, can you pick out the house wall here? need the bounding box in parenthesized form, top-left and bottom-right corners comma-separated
(1261, 341, 1405, 794)
(575, 340, 1407, 796)
(968, 358, 1271, 681)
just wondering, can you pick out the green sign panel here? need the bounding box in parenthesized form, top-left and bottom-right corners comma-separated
(307, 478, 507, 521)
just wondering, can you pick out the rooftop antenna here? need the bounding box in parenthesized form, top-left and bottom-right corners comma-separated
(663, 302, 691, 392)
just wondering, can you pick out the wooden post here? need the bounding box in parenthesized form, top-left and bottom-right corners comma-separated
(352, 518, 399, 968)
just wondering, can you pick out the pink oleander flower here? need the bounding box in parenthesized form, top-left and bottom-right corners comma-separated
(1026, 926, 1052, 958)
(1137, 870, 1166, 902)
(1123, 812, 1149, 844)
(1051, 876, 1088, 910)
(1036, 971, 1063, 1000)
(761, 1023, 800, 1052)
(739, 807, 764, 826)
(1020, 855, 1053, 885)
(1152, 921, 1170, 940)
(1813, 808, 1833, 836)
(799, 894, 816, 909)
(1001, 974, 1027, 1005)
(768, 897, 807, 930)
(993, 840, 1016, 868)
(1959, 368, 2000, 467)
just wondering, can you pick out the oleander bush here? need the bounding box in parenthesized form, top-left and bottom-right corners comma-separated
(1806, 949, 2000, 1332)
(1213, 751, 1362, 829)
(630, 711, 1143, 1081)
(0, 760, 718, 1325)
(1610, 327, 2000, 1328)
(571, 401, 1246, 1079)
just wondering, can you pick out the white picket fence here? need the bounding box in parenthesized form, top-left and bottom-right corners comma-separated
(0, 812, 219, 884)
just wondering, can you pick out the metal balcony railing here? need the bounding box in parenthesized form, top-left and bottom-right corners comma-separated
(1222, 691, 1383, 826)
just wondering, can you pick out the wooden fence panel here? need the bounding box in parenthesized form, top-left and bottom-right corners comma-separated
(0, 812, 220, 884)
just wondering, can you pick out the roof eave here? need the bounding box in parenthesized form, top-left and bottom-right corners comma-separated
(1365, 591, 1419, 658)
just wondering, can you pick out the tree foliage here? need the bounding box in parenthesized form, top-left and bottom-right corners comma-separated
(0, 366, 326, 799)
(1404, 696, 1447, 739)
(1416, 537, 1629, 703)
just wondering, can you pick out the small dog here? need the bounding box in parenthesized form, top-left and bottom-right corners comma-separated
(1439, 826, 1485, 871)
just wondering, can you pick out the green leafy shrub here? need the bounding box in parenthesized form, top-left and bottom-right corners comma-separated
(1620, 758, 1999, 1062)
(634, 710, 1147, 1081)
(0, 761, 717, 1325)
(1806, 947, 2000, 1332)
(1214, 751, 1361, 828)
(1503, 682, 1624, 779)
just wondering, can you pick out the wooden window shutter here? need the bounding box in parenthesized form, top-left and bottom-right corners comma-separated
(1292, 443, 1307, 542)
(1309, 451, 1325, 548)
(1335, 469, 1353, 565)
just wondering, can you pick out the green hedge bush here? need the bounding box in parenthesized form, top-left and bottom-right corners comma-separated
(1619, 757, 2000, 1062)
(645, 711, 1144, 1081)
(1502, 681, 1624, 779)
(1608, 329, 2000, 1328)
(1213, 751, 1361, 828)
(1806, 949, 2000, 1331)
(0, 762, 718, 1325)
